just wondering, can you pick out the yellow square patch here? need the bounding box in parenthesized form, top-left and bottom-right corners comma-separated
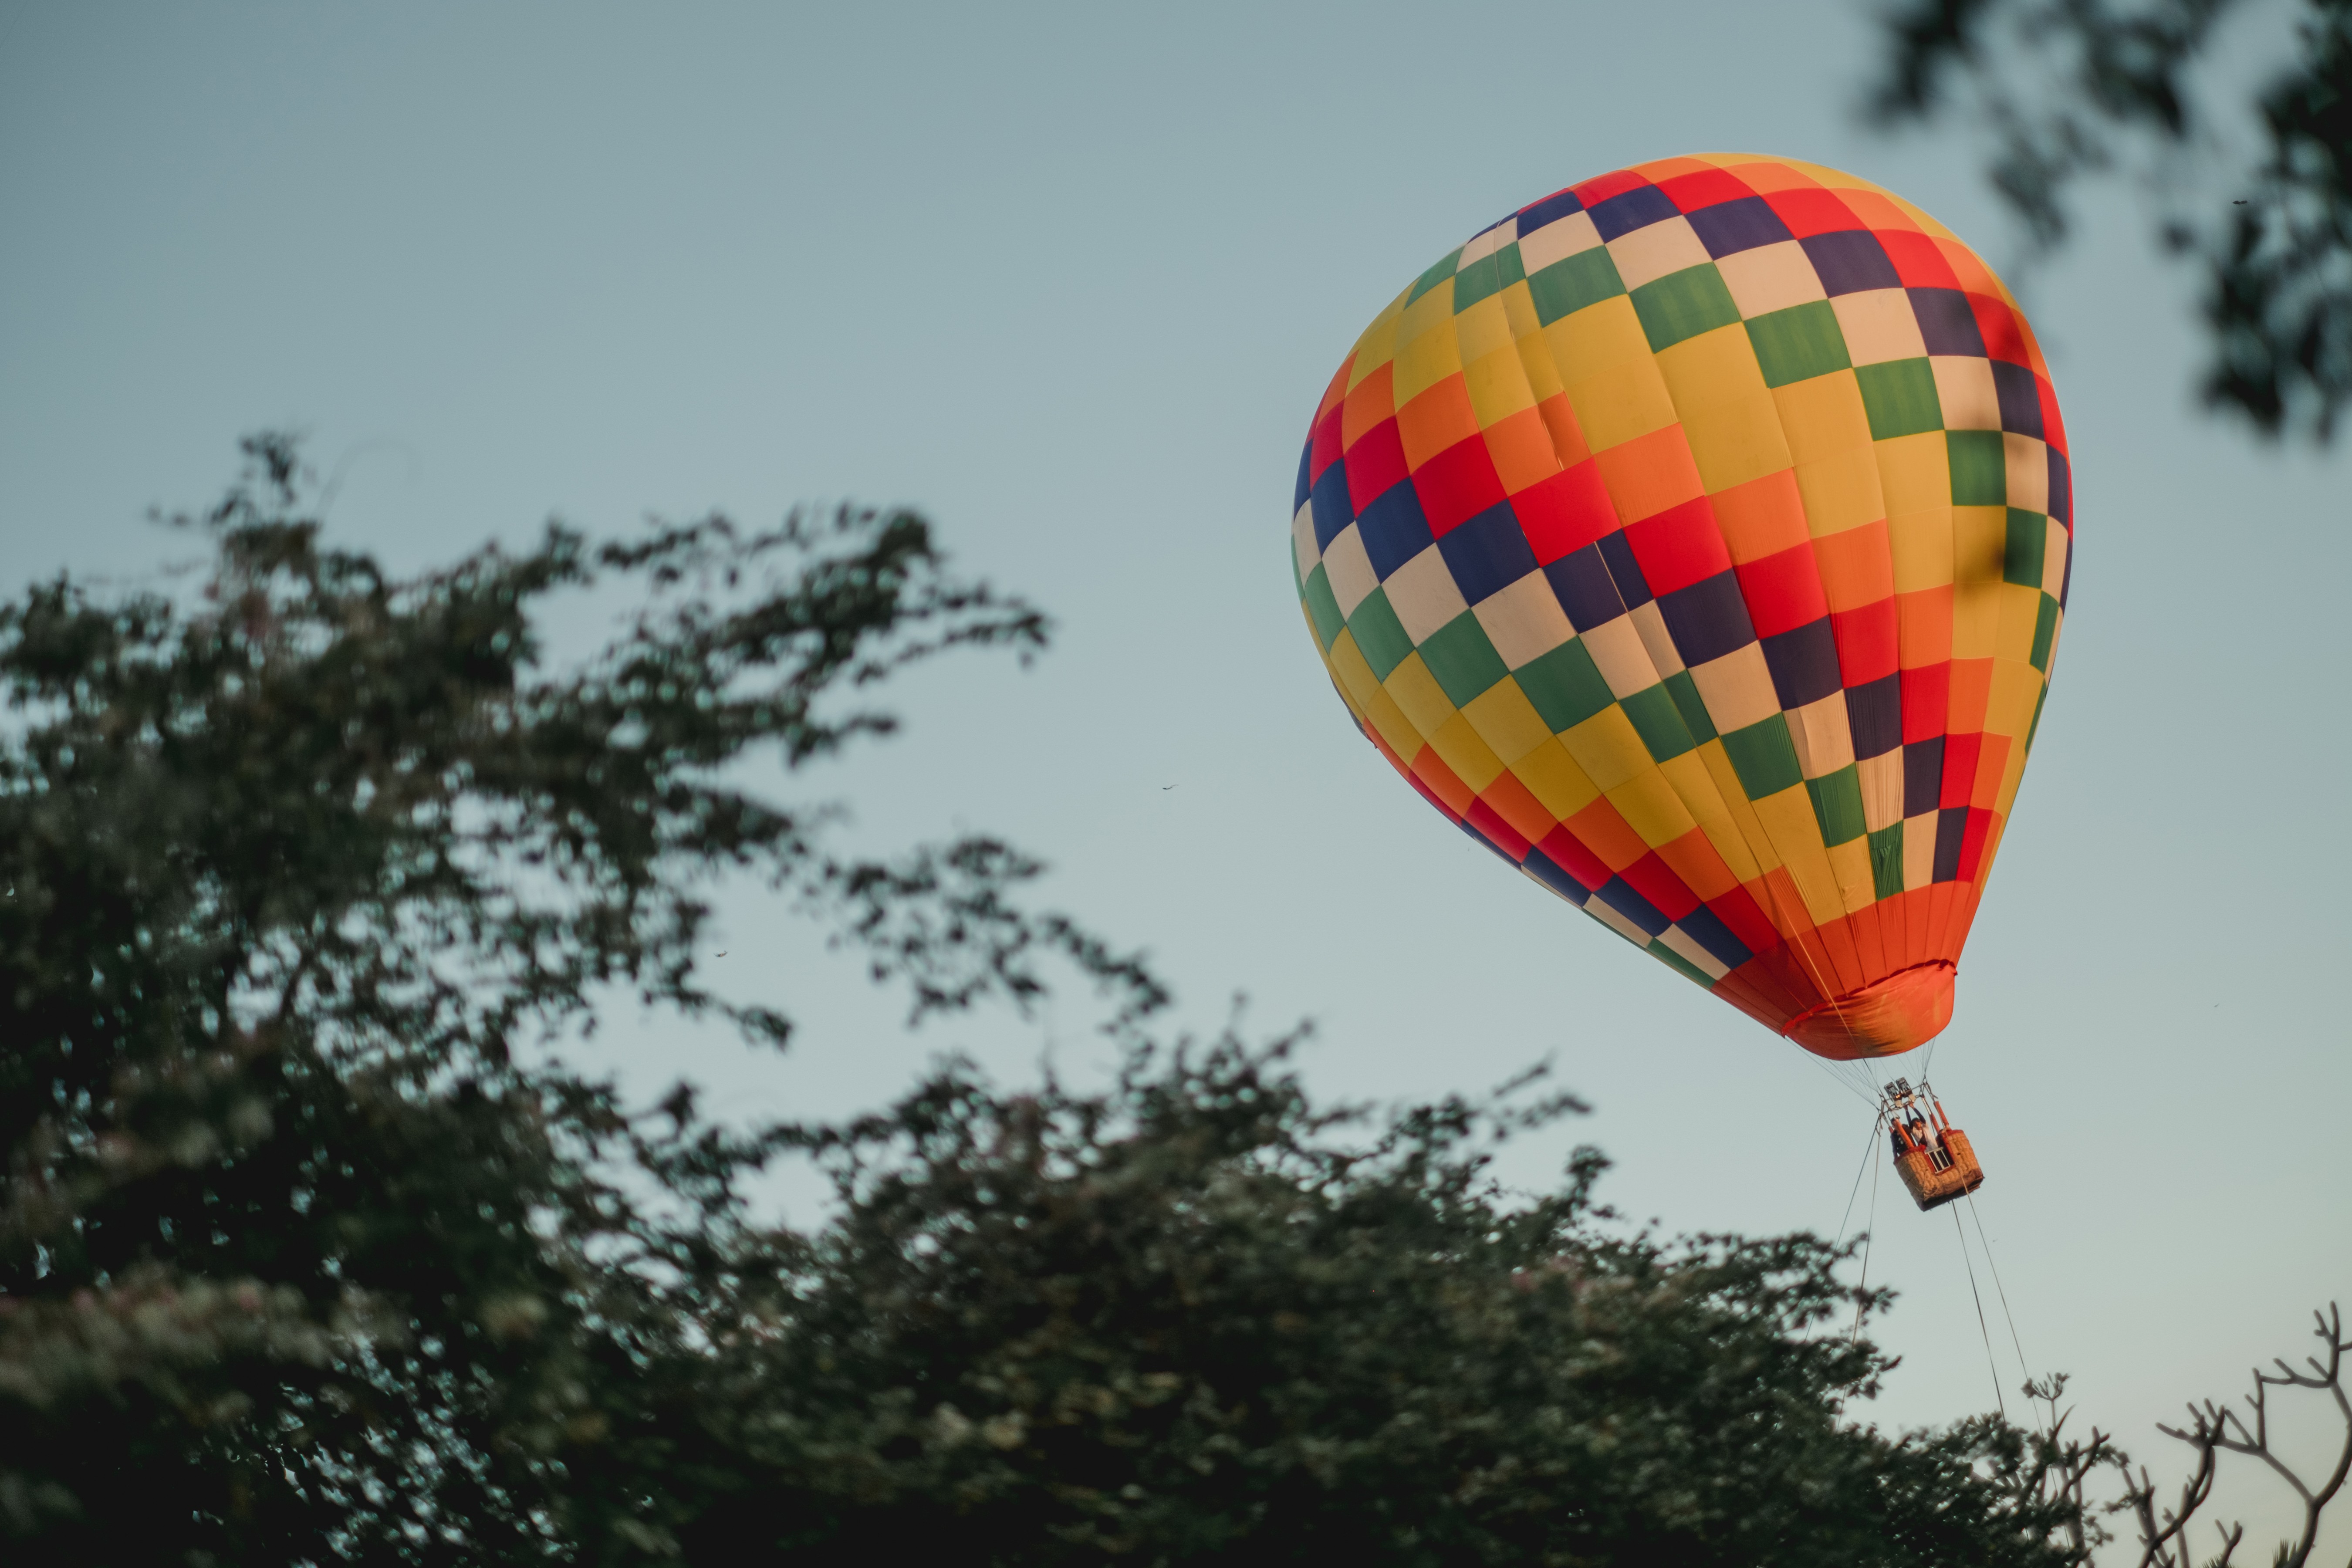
(1392, 320, 1465, 406)
(1678, 388, 1795, 493)
(1462, 677, 1553, 766)
(1656, 321, 1767, 400)
(1542, 294, 1652, 376)
(1563, 359, 1680, 454)
(1558, 705, 1651, 793)
(1771, 372, 1873, 466)
(1696, 740, 1783, 872)
(1873, 431, 1950, 516)
(1397, 283, 1455, 351)
(1793, 445, 1885, 537)
(1346, 289, 1409, 391)
(1826, 836, 1875, 912)
(1950, 505, 2007, 585)
(1463, 343, 1539, 428)
(1511, 738, 1603, 820)
(1886, 506, 1956, 592)
(1429, 711, 1506, 793)
(1950, 578, 2002, 660)
(1382, 652, 1458, 739)
(1994, 581, 2041, 664)
(1453, 293, 1516, 367)
(1986, 655, 2043, 745)
(1606, 767, 1700, 848)
(1513, 329, 1567, 402)
(1751, 787, 1847, 926)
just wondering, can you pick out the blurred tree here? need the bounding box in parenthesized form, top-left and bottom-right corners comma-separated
(1872, 0, 2352, 438)
(0, 441, 2094, 1565)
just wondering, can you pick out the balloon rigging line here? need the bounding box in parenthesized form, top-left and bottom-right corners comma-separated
(1811, 1054, 1878, 1107)
(1951, 1205, 2007, 1420)
(1834, 1112, 1883, 1248)
(1963, 1189, 2037, 1430)
(1850, 1136, 1882, 1345)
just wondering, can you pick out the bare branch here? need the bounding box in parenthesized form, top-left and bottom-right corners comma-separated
(2129, 1302, 2349, 1568)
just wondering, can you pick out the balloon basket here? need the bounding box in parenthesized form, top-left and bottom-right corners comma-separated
(1879, 1078, 1985, 1213)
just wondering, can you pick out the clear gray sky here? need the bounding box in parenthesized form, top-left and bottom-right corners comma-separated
(4, 0, 2345, 1545)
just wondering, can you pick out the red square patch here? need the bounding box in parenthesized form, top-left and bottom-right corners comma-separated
(1734, 542, 1829, 637)
(1879, 230, 1961, 289)
(1536, 825, 1611, 892)
(1656, 168, 1756, 214)
(1830, 599, 1899, 686)
(1572, 169, 1652, 207)
(1344, 419, 1410, 514)
(1466, 797, 1533, 861)
(1513, 458, 1619, 564)
(1957, 806, 1995, 881)
(1310, 402, 1345, 485)
(1968, 294, 2030, 365)
(1939, 731, 1983, 811)
(2035, 373, 2067, 456)
(1763, 189, 1864, 237)
(1413, 435, 1510, 537)
(1900, 661, 1950, 744)
(1622, 495, 1733, 597)
(1621, 851, 1702, 922)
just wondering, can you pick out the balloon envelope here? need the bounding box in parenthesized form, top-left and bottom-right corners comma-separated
(1290, 155, 2071, 1059)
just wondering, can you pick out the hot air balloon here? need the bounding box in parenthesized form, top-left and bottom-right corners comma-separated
(1290, 155, 2068, 1204)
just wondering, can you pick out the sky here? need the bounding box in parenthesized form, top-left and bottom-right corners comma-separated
(3, 1, 2346, 1552)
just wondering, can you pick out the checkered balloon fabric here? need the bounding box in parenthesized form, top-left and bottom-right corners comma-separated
(1291, 155, 2070, 1060)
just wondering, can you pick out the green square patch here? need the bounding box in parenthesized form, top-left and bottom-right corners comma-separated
(1347, 586, 1415, 681)
(1664, 669, 1717, 744)
(1745, 301, 1852, 388)
(1407, 249, 1464, 306)
(1720, 713, 1803, 800)
(1514, 637, 1614, 733)
(2029, 593, 2059, 672)
(1620, 683, 1696, 762)
(1303, 565, 1345, 652)
(1631, 264, 1742, 352)
(2003, 507, 2048, 588)
(1868, 823, 1905, 899)
(1452, 243, 1527, 313)
(1527, 247, 1625, 327)
(1947, 430, 2007, 504)
(1419, 612, 1509, 707)
(1806, 764, 1866, 846)
(1855, 358, 1943, 440)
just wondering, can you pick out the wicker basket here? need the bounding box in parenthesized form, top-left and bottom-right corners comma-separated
(1894, 1127, 1985, 1211)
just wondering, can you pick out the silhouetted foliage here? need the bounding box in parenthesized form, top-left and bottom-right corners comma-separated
(0, 441, 2097, 1564)
(1872, 0, 2352, 438)
(2113, 1304, 2350, 1568)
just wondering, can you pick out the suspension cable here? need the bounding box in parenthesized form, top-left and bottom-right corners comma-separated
(1835, 1111, 1883, 1247)
(1951, 1204, 2007, 1419)
(1850, 1130, 1882, 1344)
(1811, 1053, 1879, 1108)
(1963, 1189, 2037, 1426)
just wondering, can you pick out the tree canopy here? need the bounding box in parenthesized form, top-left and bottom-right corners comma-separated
(0, 441, 2095, 1565)
(1873, 0, 2352, 439)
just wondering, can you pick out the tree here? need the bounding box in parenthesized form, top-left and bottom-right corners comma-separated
(2112, 1304, 2351, 1568)
(0, 439, 2092, 1564)
(1871, 0, 2352, 439)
